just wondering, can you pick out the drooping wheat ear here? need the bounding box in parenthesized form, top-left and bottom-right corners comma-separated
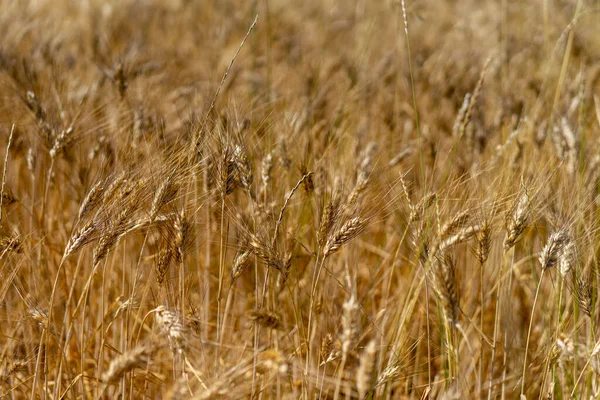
(504, 189, 531, 250)
(102, 344, 153, 383)
(246, 309, 282, 330)
(574, 277, 593, 317)
(433, 252, 459, 325)
(558, 236, 576, 278)
(64, 220, 96, 258)
(388, 148, 413, 168)
(320, 333, 334, 364)
(154, 306, 187, 354)
(48, 126, 74, 159)
(318, 195, 340, 247)
(347, 142, 377, 208)
(256, 349, 288, 376)
(585, 152, 600, 196)
(439, 210, 471, 238)
(438, 224, 482, 252)
(78, 180, 104, 221)
(356, 340, 377, 399)
(259, 152, 273, 197)
(475, 219, 492, 264)
(299, 163, 314, 194)
(165, 376, 190, 399)
(277, 137, 291, 169)
(156, 247, 173, 286)
(409, 192, 437, 222)
(459, 56, 491, 138)
(174, 211, 191, 263)
(0, 190, 16, 207)
(411, 224, 429, 267)
(115, 297, 138, 318)
(560, 117, 578, 177)
(231, 248, 251, 282)
(0, 359, 27, 382)
(233, 144, 253, 189)
(93, 206, 133, 266)
(323, 216, 365, 258)
(0, 235, 22, 254)
(187, 305, 202, 334)
(29, 305, 54, 334)
(341, 294, 360, 356)
(276, 253, 292, 293)
(149, 172, 178, 222)
(101, 171, 127, 205)
(249, 236, 283, 271)
(219, 144, 240, 195)
(346, 178, 368, 213)
(538, 228, 570, 271)
(452, 93, 471, 137)
(399, 171, 413, 207)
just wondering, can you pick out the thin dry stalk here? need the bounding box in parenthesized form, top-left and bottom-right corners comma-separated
(190, 15, 259, 159)
(273, 171, 313, 243)
(0, 124, 14, 227)
(459, 57, 492, 138)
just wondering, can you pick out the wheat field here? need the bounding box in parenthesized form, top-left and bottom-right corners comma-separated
(1, 0, 600, 398)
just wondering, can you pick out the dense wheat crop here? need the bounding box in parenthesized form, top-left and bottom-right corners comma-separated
(1, 0, 600, 398)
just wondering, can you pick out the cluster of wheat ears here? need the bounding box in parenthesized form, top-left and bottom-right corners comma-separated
(1, 0, 600, 399)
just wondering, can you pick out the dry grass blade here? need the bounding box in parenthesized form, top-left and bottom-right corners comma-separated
(0, 124, 14, 227)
